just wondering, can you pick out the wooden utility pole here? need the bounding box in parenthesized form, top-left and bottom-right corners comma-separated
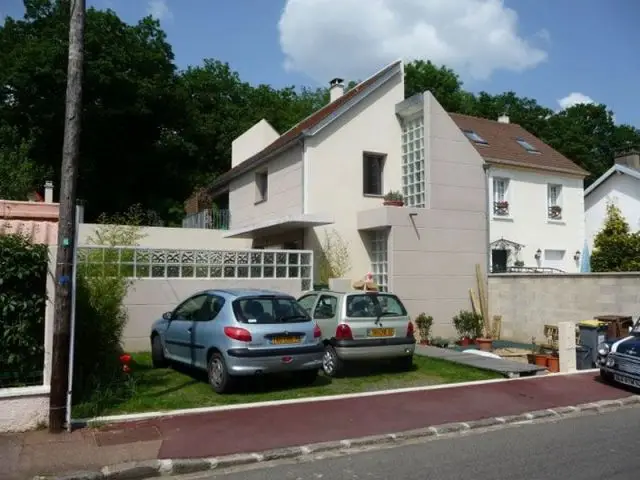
(49, 0, 86, 433)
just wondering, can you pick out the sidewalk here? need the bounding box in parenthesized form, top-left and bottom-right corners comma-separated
(2, 372, 631, 479)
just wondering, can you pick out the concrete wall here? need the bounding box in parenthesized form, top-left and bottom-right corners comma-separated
(489, 166, 585, 272)
(231, 119, 280, 168)
(122, 278, 304, 351)
(228, 144, 304, 230)
(585, 172, 640, 250)
(304, 66, 405, 281)
(489, 273, 640, 342)
(79, 224, 251, 250)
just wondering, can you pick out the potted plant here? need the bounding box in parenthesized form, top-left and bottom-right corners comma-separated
(514, 260, 525, 267)
(476, 314, 494, 352)
(383, 191, 404, 207)
(415, 313, 433, 345)
(547, 349, 560, 373)
(452, 310, 483, 346)
(534, 345, 548, 367)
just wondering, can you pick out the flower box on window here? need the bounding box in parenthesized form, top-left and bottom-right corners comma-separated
(383, 190, 404, 207)
(548, 205, 562, 219)
(493, 200, 509, 216)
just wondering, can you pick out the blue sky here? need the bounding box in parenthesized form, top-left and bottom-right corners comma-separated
(2, 0, 639, 127)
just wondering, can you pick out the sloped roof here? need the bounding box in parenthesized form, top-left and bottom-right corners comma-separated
(584, 163, 640, 196)
(449, 113, 589, 177)
(209, 60, 403, 192)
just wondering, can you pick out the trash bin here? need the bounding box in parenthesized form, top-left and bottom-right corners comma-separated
(594, 315, 634, 339)
(578, 320, 609, 367)
(576, 345, 593, 370)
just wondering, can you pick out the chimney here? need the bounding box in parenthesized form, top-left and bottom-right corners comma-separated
(614, 149, 640, 171)
(329, 77, 344, 103)
(497, 114, 510, 124)
(44, 180, 54, 203)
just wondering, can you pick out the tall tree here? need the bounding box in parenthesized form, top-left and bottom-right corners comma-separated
(404, 60, 473, 113)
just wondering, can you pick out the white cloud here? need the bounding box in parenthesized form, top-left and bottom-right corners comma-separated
(278, 0, 548, 84)
(557, 92, 595, 110)
(147, 0, 173, 22)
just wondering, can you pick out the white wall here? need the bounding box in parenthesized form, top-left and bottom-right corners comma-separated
(305, 68, 405, 279)
(585, 172, 640, 249)
(231, 119, 280, 168)
(489, 166, 585, 272)
(79, 224, 251, 250)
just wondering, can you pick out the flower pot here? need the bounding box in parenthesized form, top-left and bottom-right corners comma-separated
(476, 338, 493, 352)
(534, 354, 548, 367)
(419, 340, 430, 346)
(383, 200, 404, 207)
(526, 353, 536, 365)
(459, 337, 472, 346)
(546, 356, 560, 373)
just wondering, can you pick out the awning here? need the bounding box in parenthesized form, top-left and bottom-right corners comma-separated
(490, 237, 524, 251)
(223, 213, 334, 239)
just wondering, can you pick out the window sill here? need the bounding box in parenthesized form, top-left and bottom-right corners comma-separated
(492, 215, 513, 222)
(363, 194, 384, 198)
(254, 199, 267, 205)
(547, 219, 566, 225)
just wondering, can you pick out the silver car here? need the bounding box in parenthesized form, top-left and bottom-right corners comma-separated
(150, 289, 324, 393)
(297, 290, 416, 377)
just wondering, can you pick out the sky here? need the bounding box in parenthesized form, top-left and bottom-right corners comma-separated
(2, 0, 639, 127)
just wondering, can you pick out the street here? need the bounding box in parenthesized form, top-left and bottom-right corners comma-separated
(189, 406, 640, 480)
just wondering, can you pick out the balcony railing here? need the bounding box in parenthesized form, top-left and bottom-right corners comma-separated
(548, 205, 562, 220)
(493, 201, 509, 216)
(182, 209, 230, 230)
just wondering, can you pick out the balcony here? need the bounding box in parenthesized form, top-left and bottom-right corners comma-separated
(548, 205, 562, 220)
(182, 209, 230, 230)
(493, 201, 509, 217)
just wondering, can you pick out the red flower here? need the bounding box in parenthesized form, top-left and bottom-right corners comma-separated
(120, 353, 132, 364)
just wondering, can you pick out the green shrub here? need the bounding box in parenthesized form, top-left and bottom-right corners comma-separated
(0, 234, 48, 386)
(592, 202, 640, 272)
(414, 313, 433, 340)
(452, 310, 483, 339)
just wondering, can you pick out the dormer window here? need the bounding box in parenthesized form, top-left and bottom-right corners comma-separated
(463, 129, 488, 145)
(516, 138, 540, 154)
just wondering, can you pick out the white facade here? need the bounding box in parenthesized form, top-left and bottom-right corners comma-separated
(489, 166, 585, 273)
(585, 165, 640, 249)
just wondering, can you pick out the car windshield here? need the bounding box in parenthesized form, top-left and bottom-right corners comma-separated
(233, 296, 311, 324)
(345, 293, 407, 318)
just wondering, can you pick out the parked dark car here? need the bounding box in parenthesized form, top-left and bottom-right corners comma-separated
(596, 318, 640, 389)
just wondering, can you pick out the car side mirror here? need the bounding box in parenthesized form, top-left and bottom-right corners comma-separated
(162, 311, 173, 321)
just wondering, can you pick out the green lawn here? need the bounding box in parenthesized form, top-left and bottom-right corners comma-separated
(73, 352, 500, 419)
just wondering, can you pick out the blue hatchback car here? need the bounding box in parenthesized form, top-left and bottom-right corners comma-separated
(150, 289, 324, 393)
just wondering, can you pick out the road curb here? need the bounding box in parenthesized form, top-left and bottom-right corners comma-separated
(35, 395, 640, 480)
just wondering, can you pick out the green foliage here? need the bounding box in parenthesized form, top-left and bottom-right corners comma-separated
(318, 229, 351, 284)
(452, 310, 483, 340)
(72, 212, 145, 405)
(414, 313, 433, 340)
(383, 190, 404, 202)
(0, 233, 48, 386)
(591, 203, 640, 272)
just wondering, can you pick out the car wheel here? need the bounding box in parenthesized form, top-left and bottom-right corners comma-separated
(208, 352, 234, 394)
(395, 355, 414, 371)
(322, 345, 344, 377)
(151, 335, 168, 368)
(295, 369, 318, 385)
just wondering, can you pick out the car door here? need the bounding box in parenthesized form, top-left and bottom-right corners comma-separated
(297, 293, 319, 316)
(164, 293, 209, 364)
(312, 294, 339, 340)
(190, 294, 226, 369)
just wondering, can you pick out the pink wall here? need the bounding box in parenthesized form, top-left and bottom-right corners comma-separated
(0, 200, 60, 245)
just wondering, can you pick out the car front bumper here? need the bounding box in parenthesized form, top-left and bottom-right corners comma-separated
(600, 366, 640, 389)
(225, 344, 324, 376)
(334, 337, 416, 361)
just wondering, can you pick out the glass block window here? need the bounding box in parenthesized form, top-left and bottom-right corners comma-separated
(401, 115, 426, 207)
(369, 229, 389, 292)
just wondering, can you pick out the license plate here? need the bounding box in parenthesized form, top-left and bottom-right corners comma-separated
(368, 328, 394, 338)
(271, 336, 301, 345)
(614, 374, 640, 388)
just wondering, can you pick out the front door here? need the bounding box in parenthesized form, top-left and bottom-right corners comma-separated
(491, 249, 508, 273)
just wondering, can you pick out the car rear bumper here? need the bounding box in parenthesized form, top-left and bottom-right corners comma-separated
(225, 344, 324, 376)
(334, 337, 416, 361)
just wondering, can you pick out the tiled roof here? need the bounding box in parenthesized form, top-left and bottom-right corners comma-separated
(210, 60, 402, 191)
(449, 113, 589, 176)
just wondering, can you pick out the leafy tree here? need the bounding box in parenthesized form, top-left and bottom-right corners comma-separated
(405, 60, 473, 113)
(591, 203, 640, 272)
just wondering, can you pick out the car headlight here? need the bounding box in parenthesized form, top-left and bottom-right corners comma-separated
(597, 343, 610, 356)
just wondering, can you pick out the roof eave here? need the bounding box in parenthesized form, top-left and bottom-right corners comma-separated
(584, 164, 640, 197)
(484, 156, 589, 178)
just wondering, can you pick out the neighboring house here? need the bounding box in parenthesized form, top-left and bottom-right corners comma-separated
(196, 60, 586, 332)
(449, 114, 589, 273)
(585, 150, 640, 249)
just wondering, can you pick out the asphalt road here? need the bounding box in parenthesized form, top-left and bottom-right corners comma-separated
(192, 406, 640, 480)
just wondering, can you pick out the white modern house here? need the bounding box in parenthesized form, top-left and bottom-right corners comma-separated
(193, 59, 587, 332)
(449, 114, 589, 273)
(585, 150, 640, 248)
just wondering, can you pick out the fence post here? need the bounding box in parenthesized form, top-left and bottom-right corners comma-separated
(558, 321, 577, 373)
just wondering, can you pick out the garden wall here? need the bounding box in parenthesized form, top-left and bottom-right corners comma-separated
(489, 273, 640, 342)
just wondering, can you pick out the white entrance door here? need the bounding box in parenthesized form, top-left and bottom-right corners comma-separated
(544, 249, 565, 271)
